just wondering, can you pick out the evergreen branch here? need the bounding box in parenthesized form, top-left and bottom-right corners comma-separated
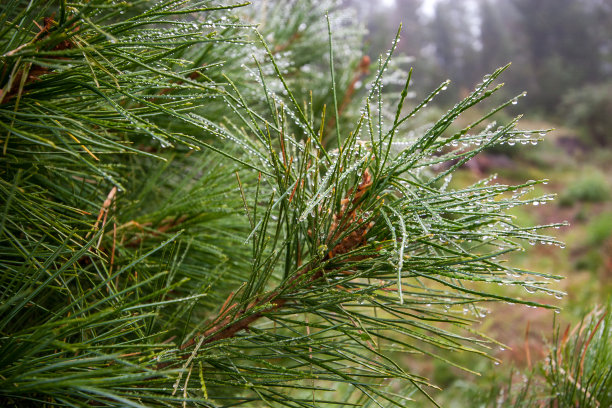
(0, 1, 565, 406)
(178, 169, 374, 351)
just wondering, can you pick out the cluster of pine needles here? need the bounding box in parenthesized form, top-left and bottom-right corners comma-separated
(1, 1, 596, 407)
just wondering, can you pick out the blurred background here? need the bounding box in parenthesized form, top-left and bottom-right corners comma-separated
(340, 0, 611, 404)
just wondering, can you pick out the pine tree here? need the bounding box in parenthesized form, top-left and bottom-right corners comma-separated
(1, 1, 565, 406)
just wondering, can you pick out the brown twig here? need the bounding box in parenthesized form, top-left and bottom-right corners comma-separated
(579, 310, 607, 377)
(87, 187, 117, 240)
(122, 215, 189, 248)
(524, 321, 532, 369)
(272, 32, 302, 55)
(327, 168, 373, 258)
(557, 324, 570, 367)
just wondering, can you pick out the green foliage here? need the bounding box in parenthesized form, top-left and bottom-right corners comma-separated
(586, 211, 612, 246)
(430, 304, 612, 407)
(560, 82, 612, 146)
(559, 171, 611, 207)
(0, 1, 564, 406)
(545, 306, 612, 407)
(492, 305, 612, 407)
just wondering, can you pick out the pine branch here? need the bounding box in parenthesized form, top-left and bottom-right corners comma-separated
(178, 169, 374, 352)
(1, 1, 566, 406)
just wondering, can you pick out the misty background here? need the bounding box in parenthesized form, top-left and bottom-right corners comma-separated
(346, 0, 611, 144)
